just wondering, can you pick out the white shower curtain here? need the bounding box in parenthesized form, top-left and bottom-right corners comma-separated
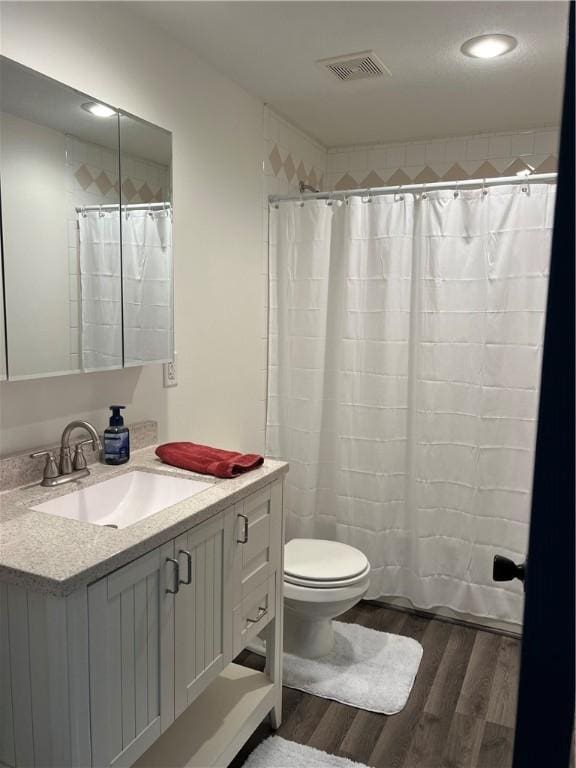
(78, 211, 123, 371)
(78, 208, 173, 369)
(122, 209, 173, 366)
(267, 184, 555, 623)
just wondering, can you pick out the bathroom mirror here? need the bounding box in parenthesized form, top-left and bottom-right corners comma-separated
(0, 57, 173, 380)
(119, 113, 173, 367)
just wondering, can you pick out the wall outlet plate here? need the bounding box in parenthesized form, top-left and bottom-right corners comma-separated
(163, 353, 177, 388)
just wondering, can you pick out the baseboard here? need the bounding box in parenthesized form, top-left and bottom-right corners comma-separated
(364, 597, 522, 639)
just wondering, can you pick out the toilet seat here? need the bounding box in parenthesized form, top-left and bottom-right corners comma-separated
(284, 563, 371, 589)
(284, 539, 370, 589)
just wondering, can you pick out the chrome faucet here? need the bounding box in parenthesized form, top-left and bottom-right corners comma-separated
(31, 421, 102, 487)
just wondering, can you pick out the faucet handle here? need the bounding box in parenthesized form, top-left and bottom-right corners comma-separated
(30, 450, 60, 480)
(73, 439, 96, 471)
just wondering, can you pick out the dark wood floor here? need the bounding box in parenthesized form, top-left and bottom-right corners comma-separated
(230, 602, 522, 768)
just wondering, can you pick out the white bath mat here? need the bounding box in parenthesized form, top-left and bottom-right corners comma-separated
(282, 621, 423, 714)
(242, 736, 370, 768)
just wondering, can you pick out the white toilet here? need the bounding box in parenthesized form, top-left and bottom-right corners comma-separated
(283, 538, 370, 659)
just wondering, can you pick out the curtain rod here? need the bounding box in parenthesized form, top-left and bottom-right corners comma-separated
(269, 172, 557, 204)
(75, 202, 171, 212)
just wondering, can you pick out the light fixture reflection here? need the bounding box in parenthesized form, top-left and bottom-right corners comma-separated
(81, 102, 116, 118)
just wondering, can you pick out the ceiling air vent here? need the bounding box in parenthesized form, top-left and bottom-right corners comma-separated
(318, 50, 391, 82)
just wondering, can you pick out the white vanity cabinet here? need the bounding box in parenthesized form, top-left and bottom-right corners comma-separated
(88, 541, 176, 768)
(0, 477, 284, 768)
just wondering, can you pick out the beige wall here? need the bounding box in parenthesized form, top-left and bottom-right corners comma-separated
(0, 1, 267, 455)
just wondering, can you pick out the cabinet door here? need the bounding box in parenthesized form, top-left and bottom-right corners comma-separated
(174, 511, 233, 718)
(88, 542, 175, 768)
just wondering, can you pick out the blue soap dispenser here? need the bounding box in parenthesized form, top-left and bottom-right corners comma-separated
(104, 405, 130, 465)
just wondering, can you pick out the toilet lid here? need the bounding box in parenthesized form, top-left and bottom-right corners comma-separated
(284, 539, 369, 584)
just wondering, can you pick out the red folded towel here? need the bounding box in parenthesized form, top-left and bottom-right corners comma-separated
(155, 441, 264, 479)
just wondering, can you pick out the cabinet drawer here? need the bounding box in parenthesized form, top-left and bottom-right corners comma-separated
(233, 480, 282, 606)
(233, 574, 276, 657)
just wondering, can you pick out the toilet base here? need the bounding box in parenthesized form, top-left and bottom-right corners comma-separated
(284, 608, 335, 659)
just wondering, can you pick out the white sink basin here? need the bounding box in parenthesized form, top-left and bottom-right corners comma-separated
(31, 470, 212, 529)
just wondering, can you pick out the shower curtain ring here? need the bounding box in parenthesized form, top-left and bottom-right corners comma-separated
(454, 181, 460, 199)
(362, 188, 372, 204)
(482, 178, 488, 197)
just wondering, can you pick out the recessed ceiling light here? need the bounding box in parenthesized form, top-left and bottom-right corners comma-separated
(461, 34, 517, 59)
(81, 101, 116, 118)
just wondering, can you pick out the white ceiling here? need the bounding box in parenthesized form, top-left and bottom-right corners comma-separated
(1, 57, 171, 165)
(131, 0, 569, 147)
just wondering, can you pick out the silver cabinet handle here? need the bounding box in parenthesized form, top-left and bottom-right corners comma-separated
(246, 605, 267, 625)
(237, 513, 249, 543)
(165, 558, 180, 594)
(178, 549, 192, 585)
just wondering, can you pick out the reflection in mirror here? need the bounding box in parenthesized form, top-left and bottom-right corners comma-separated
(0, 57, 122, 378)
(119, 113, 173, 367)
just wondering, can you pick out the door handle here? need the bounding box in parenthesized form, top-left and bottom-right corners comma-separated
(165, 557, 180, 594)
(493, 555, 526, 588)
(178, 549, 192, 585)
(237, 513, 249, 543)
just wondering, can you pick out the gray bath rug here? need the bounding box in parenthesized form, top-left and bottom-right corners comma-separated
(282, 621, 423, 714)
(242, 736, 370, 768)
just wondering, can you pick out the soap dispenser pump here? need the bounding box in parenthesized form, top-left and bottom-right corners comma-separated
(103, 405, 130, 465)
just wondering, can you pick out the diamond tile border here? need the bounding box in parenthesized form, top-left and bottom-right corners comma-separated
(330, 154, 558, 191)
(267, 144, 324, 191)
(73, 163, 166, 203)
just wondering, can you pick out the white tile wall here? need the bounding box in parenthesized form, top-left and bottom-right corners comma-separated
(326, 127, 560, 190)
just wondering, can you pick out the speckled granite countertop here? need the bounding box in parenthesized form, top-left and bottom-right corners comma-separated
(0, 446, 288, 596)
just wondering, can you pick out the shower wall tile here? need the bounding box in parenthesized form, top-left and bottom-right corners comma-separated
(425, 142, 446, 164)
(406, 143, 426, 166)
(488, 134, 512, 159)
(326, 127, 560, 191)
(262, 107, 327, 196)
(466, 136, 491, 161)
(510, 132, 535, 157)
(533, 129, 559, 155)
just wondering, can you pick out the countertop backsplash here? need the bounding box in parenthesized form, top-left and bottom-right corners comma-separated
(0, 419, 158, 492)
